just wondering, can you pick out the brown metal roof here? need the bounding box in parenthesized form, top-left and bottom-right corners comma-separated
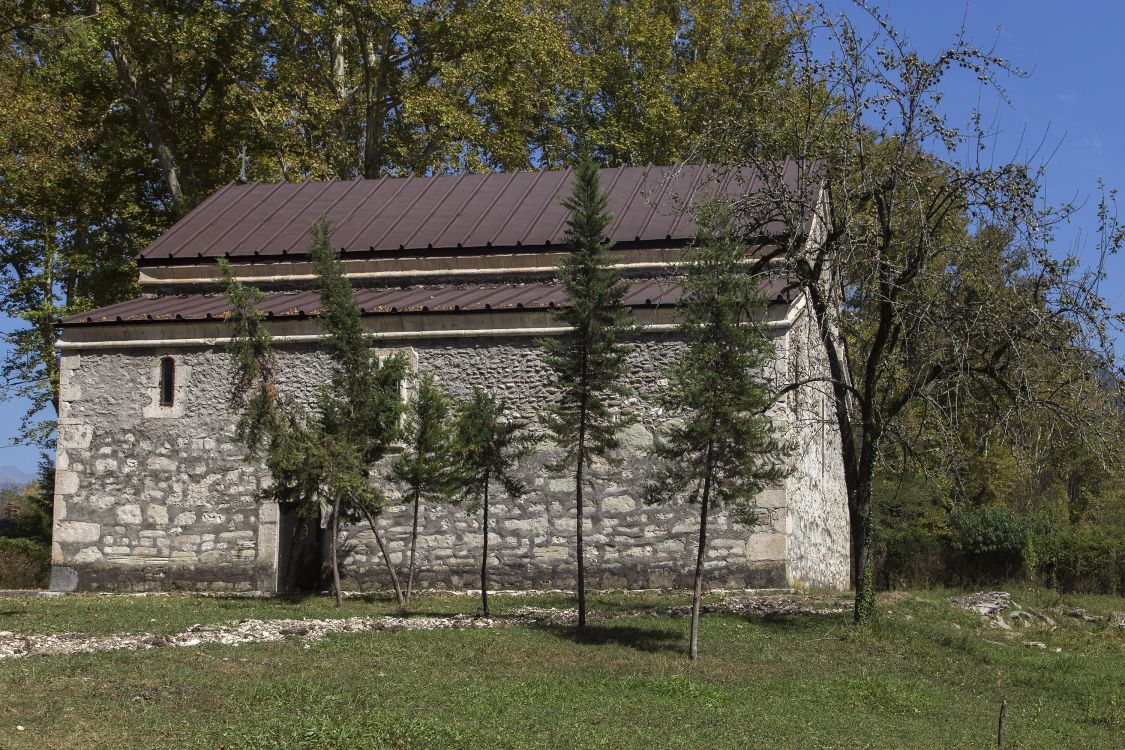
(140, 163, 806, 265)
(60, 278, 794, 327)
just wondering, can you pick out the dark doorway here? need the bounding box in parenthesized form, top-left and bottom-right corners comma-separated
(277, 504, 326, 593)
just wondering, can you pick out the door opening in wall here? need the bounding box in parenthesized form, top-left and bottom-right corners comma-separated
(277, 504, 326, 593)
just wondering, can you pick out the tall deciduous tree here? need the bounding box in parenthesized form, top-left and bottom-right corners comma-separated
(1, 17, 150, 446)
(451, 387, 533, 617)
(543, 0, 798, 166)
(645, 204, 790, 660)
(223, 219, 408, 607)
(697, 1, 1124, 621)
(390, 371, 456, 608)
(540, 158, 635, 627)
(1, 0, 801, 446)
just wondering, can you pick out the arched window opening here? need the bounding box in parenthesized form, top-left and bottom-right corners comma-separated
(160, 357, 176, 407)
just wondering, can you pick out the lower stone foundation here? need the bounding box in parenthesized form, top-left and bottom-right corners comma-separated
(50, 559, 788, 594)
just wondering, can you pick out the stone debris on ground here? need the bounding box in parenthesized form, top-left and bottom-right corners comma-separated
(0, 594, 848, 660)
(949, 591, 1080, 633)
(513, 594, 850, 626)
(0, 614, 498, 660)
(949, 591, 1012, 621)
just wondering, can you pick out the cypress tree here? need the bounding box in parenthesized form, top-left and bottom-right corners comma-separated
(223, 218, 408, 607)
(539, 158, 635, 627)
(390, 372, 457, 608)
(645, 203, 791, 660)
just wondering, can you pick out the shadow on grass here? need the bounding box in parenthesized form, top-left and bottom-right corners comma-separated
(750, 612, 850, 634)
(546, 622, 685, 654)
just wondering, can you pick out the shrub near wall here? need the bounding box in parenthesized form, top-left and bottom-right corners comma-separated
(874, 526, 946, 590)
(0, 537, 50, 589)
(946, 506, 1030, 583)
(1034, 524, 1125, 596)
(874, 505, 1125, 595)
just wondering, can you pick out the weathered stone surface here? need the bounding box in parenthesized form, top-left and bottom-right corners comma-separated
(55, 521, 102, 544)
(780, 311, 851, 589)
(115, 504, 142, 525)
(52, 323, 849, 593)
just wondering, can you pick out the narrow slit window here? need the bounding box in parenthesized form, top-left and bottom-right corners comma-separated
(160, 356, 176, 407)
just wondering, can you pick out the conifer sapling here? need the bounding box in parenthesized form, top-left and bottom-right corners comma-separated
(452, 388, 533, 616)
(645, 203, 791, 659)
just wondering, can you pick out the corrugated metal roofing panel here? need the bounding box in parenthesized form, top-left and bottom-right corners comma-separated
(139, 163, 811, 264)
(61, 278, 793, 327)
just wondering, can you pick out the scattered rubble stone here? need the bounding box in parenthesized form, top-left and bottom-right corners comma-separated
(0, 614, 501, 660)
(0, 593, 850, 660)
(1109, 612, 1125, 630)
(1062, 607, 1101, 623)
(950, 591, 1012, 626)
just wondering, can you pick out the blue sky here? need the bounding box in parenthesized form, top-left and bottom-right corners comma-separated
(837, 0, 1125, 314)
(1, 0, 1123, 470)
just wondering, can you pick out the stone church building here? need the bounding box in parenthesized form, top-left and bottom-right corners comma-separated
(49, 164, 850, 594)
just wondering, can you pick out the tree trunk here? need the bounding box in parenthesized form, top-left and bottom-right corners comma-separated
(574, 340, 591, 629)
(41, 235, 60, 414)
(405, 487, 421, 607)
(107, 38, 186, 217)
(852, 478, 876, 623)
(575, 452, 586, 628)
(360, 506, 406, 610)
(480, 473, 490, 617)
(360, 26, 394, 179)
(690, 443, 714, 661)
(328, 14, 352, 178)
(330, 496, 342, 608)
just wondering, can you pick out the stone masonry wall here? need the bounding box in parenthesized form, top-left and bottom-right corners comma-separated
(339, 333, 792, 591)
(51, 327, 845, 593)
(780, 307, 850, 589)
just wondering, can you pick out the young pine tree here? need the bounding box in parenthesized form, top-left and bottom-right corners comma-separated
(223, 218, 408, 607)
(539, 158, 635, 628)
(645, 204, 791, 660)
(452, 388, 533, 616)
(390, 372, 456, 608)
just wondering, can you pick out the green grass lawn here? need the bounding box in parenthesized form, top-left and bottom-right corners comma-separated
(0, 589, 1121, 750)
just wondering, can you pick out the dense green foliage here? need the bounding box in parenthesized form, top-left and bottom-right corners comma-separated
(876, 509, 1125, 596)
(451, 387, 534, 615)
(1, 590, 1123, 749)
(0, 535, 49, 588)
(539, 157, 635, 626)
(224, 218, 408, 604)
(645, 204, 790, 658)
(0, 479, 52, 587)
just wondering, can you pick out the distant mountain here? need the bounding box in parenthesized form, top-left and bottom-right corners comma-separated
(0, 464, 36, 488)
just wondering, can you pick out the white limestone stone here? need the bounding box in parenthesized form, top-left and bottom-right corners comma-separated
(73, 546, 104, 564)
(115, 504, 143, 525)
(55, 521, 101, 544)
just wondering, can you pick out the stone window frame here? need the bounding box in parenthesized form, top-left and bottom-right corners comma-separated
(159, 356, 176, 407)
(144, 353, 191, 419)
